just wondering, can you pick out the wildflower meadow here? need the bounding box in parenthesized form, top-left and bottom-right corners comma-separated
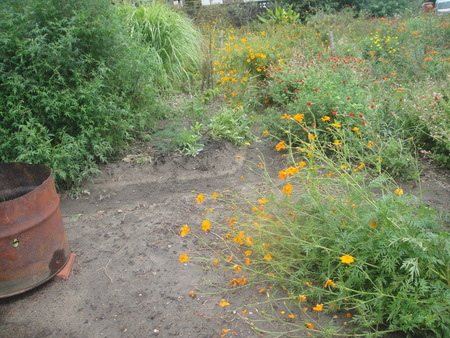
(179, 6, 449, 337)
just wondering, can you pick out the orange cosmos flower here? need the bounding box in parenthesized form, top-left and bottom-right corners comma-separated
(308, 134, 316, 140)
(285, 167, 299, 175)
(305, 323, 315, 329)
(196, 194, 204, 203)
(298, 295, 307, 302)
(370, 219, 379, 229)
(324, 279, 336, 288)
(263, 253, 273, 261)
(275, 141, 286, 151)
(313, 303, 324, 312)
(201, 220, 211, 231)
(212, 192, 219, 201)
(282, 183, 293, 194)
(179, 254, 189, 263)
(180, 224, 190, 237)
(278, 170, 288, 179)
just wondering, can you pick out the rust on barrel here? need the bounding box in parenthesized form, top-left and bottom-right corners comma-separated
(0, 163, 71, 298)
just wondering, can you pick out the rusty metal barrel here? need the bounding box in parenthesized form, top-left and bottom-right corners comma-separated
(0, 163, 71, 298)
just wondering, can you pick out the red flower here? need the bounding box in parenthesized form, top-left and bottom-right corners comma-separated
(370, 104, 375, 108)
(306, 101, 312, 105)
(361, 120, 366, 125)
(372, 99, 376, 102)
(384, 98, 388, 101)
(332, 110, 337, 116)
(358, 114, 364, 118)
(314, 87, 319, 92)
(349, 112, 355, 117)
(347, 96, 351, 100)
(434, 97, 439, 101)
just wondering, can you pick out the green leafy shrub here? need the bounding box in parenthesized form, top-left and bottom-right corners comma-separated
(209, 107, 255, 145)
(258, 5, 300, 25)
(0, 0, 165, 190)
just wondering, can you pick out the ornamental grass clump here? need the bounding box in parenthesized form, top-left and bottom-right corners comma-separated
(118, 1, 202, 88)
(221, 118, 449, 336)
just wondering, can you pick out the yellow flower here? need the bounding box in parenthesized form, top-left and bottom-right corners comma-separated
(308, 134, 316, 140)
(298, 161, 307, 167)
(340, 254, 355, 264)
(202, 220, 211, 231)
(259, 198, 269, 204)
(333, 122, 342, 128)
(313, 303, 324, 312)
(212, 192, 219, 201)
(282, 183, 293, 194)
(305, 322, 315, 329)
(333, 140, 342, 146)
(179, 254, 189, 263)
(278, 170, 288, 179)
(281, 113, 291, 119)
(321, 116, 331, 122)
(244, 250, 252, 256)
(293, 114, 304, 122)
(352, 127, 360, 131)
(196, 194, 204, 203)
(285, 167, 299, 175)
(298, 295, 307, 302)
(219, 299, 230, 307)
(180, 224, 190, 237)
(275, 141, 286, 151)
(263, 253, 273, 261)
(395, 188, 404, 195)
(367, 141, 375, 147)
(324, 279, 336, 288)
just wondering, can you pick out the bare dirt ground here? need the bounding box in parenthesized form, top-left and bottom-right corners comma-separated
(1, 140, 449, 338)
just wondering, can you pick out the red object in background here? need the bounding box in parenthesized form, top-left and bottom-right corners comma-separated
(422, 2, 434, 13)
